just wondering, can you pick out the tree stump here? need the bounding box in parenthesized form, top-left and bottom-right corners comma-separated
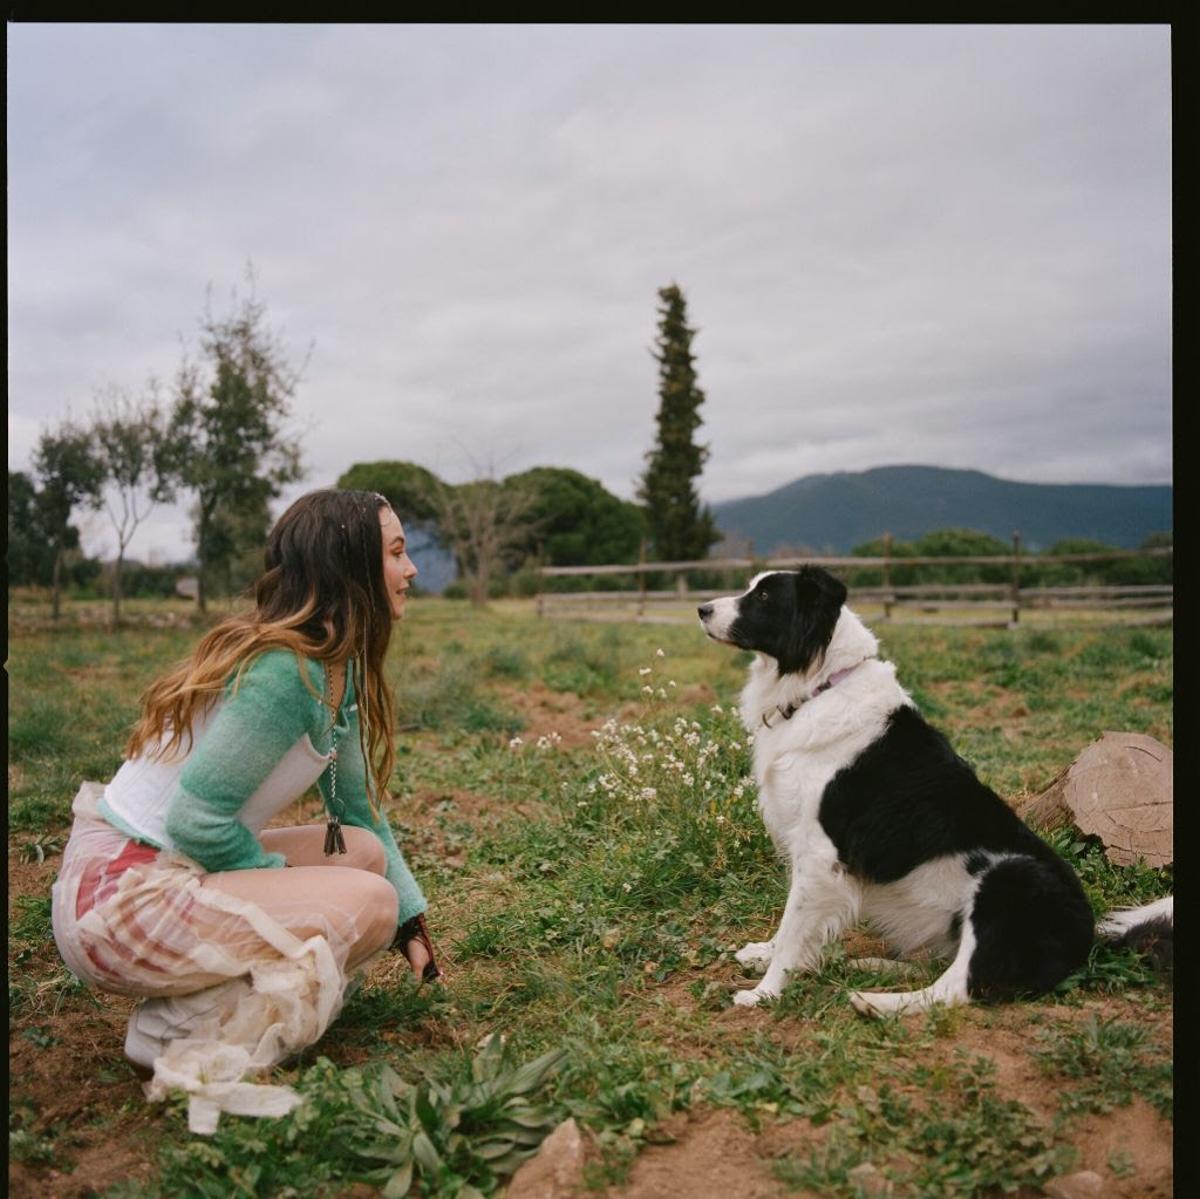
(1022, 732, 1172, 868)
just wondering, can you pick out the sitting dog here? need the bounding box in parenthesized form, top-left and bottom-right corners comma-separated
(698, 566, 1172, 1014)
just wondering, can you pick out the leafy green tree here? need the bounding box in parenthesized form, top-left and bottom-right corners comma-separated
(164, 284, 305, 611)
(503, 467, 645, 566)
(849, 535, 919, 587)
(1105, 532, 1172, 586)
(201, 490, 275, 598)
(1030, 535, 1172, 587)
(92, 386, 174, 624)
(336, 460, 442, 525)
(637, 283, 719, 562)
(910, 528, 1012, 584)
(6, 471, 58, 587)
(31, 418, 106, 619)
(1025, 537, 1111, 587)
(1123, 532, 1173, 585)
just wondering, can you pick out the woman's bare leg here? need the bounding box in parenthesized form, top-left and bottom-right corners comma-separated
(260, 824, 386, 874)
(199, 865, 398, 971)
(258, 825, 431, 977)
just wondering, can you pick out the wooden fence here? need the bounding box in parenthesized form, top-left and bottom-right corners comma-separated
(535, 540, 1172, 628)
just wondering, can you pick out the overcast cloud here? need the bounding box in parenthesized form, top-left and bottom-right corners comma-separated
(7, 23, 1171, 562)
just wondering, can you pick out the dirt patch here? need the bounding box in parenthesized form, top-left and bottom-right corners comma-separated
(1068, 1098, 1173, 1197)
(497, 681, 605, 749)
(595, 1108, 803, 1199)
(8, 855, 61, 905)
(9, 977, 158, 1198)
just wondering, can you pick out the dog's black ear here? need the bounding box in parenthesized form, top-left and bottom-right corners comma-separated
(777, 568, 846, 675)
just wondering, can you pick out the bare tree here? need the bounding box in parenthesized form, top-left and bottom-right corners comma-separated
(426, 459, 542, 606)
(92, 384, 174, 625)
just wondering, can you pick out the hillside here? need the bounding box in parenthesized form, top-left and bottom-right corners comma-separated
(710, 465, 1172, 554)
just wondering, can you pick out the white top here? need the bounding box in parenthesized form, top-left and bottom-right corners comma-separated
(100, 697, 332, 853)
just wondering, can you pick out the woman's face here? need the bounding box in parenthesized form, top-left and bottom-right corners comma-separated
(379, 506, 418, 619)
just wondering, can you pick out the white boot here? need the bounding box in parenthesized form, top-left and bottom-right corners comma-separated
(124, 980, 249, 1070)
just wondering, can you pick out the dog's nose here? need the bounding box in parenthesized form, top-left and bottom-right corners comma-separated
(697, 603, 714, 620)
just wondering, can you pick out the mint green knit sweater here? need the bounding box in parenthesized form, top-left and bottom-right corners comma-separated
(159, 648, 426, 924)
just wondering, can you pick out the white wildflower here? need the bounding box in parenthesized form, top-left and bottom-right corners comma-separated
(622, 882, 632, 893)
(508, 737, 523, 749)
(656, 648, 665, 657)
(639, 787, 657, 800)
(639, 666, 652, 676)
(711, 704, 724, 714)
(642, 685, 654, 695)
(682, 773, 694, 787)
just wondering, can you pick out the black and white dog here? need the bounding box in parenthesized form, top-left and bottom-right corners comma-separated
(698, 567, 1173, 1014)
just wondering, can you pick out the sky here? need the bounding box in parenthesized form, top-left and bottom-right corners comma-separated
(7, 23, 1172, 563)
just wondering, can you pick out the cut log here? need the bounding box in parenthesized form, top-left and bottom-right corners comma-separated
(1022, 732, 1172, 868)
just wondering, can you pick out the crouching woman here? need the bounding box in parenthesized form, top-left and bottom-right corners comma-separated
(51, 489, 442, 1133)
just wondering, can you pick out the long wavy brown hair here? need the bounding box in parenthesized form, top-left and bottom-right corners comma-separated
(126, 489, 399, 816)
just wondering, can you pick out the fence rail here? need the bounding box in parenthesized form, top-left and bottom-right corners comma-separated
(536, 540, 1172, 627)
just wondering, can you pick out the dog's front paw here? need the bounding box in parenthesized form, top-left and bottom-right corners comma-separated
(849, 990, 886, 1018)
(732, 985, 776, 1008)
(735, 940, 775, 969)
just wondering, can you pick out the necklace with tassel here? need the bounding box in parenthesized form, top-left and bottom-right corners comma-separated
(323, 661, 347, 856)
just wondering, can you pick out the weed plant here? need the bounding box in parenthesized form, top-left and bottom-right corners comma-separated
(773, 1054, 1075, 1197)
(1033, 1016, 1172, 1119)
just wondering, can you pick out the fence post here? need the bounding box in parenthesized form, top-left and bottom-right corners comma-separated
(882, 532, 893, 622)
(535, 541, 545, 619)
(637, 540, 647, 619)
(1010, 530, 1022, 627)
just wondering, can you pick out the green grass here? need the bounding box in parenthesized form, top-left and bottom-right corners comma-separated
(1033, 1016, 1173, 1119)
(773, 1054, 1076, 1197)
(6, 597, 1173, 1195)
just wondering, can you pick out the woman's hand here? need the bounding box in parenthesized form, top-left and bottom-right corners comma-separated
(405, 935, 432, 978)
(393, 914, 444, 983)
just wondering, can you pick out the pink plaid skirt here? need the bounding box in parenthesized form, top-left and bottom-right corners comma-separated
(51, 782, 354, 1133)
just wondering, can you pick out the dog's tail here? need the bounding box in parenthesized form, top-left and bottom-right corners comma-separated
(1096, 895, 1173, 972)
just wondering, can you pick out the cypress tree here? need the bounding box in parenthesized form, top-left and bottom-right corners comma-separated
(637, 283, 719, 561)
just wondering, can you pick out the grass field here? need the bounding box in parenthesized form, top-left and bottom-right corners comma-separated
(8, 597, 1173, 1197)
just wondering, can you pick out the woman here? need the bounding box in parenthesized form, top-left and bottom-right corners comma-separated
(51, 489, 441, 1133)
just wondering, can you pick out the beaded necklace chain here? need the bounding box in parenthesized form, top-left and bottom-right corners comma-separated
(323, 662, 347, 856)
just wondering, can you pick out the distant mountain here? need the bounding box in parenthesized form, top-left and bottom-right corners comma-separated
(710, 465, 1172, 554)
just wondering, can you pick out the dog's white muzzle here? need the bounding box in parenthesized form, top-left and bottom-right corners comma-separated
(697, 595, 741, 644)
